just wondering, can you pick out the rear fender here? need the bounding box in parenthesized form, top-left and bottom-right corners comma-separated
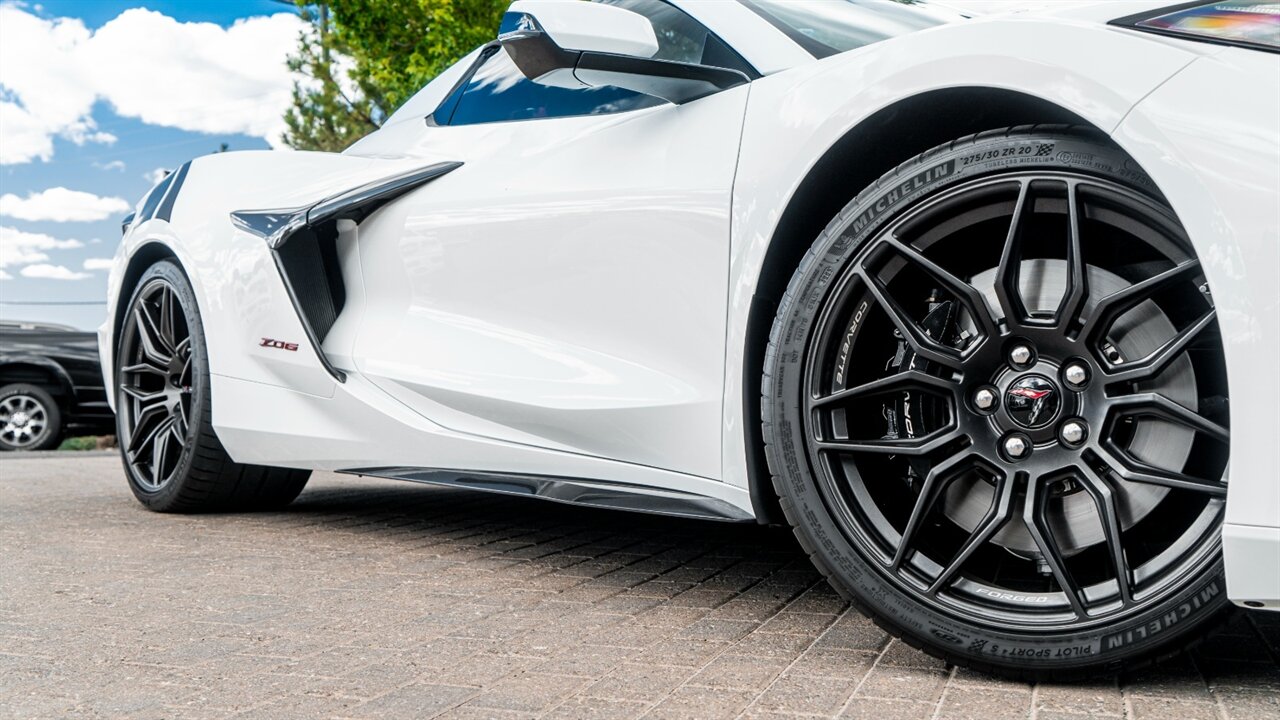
(724, 18, 1202, 491)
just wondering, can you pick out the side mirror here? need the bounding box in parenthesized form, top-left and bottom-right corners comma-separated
(503, 0, 659, 58)
(498, 0, 749, 105)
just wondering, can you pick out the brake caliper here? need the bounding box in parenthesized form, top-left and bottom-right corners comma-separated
(881, 290, 970, 443)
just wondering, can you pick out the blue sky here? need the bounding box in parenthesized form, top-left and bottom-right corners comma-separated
(0, 0, 301, 330)
(38, 0, 286, 26)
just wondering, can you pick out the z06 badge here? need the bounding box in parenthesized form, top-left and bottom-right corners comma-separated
(260, 338, 299, 352)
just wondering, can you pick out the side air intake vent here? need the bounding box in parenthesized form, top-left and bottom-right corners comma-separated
(231, 160, 463, 383)
(274, 224, 345, 344)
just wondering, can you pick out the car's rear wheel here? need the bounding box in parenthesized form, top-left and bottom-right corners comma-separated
(116, 260, 310, 511)
(763, 127, 1230, 678)
(0, 383, 62, 451)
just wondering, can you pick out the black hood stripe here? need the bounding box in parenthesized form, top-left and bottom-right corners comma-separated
(134, 161, 191, 226)
(153, 161, 191, 222)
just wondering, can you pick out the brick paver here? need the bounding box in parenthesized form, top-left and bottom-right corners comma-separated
(2, 455, 1278, 719)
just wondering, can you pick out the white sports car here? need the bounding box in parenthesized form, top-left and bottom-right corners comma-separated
(101, 0, 1278, 677)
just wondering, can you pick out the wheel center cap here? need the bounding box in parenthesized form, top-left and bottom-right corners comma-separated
(12, 412, 30, 427)
(1005, 374, 1061, 429)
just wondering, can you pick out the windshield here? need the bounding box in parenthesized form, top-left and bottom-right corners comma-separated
(740, 0, 959, 58)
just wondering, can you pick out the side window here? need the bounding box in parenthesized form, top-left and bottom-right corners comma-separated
(385, 47, 483, 126)
(438, 0, 755, 127)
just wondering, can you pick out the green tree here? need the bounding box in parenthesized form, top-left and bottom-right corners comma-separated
(283, 3, 380, 151)
(283, 0, 506, 152)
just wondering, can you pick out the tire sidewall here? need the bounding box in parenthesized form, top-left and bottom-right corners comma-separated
(116, 260, 211, 507)
(764, 130, 1227, 673)
(0, 383, 63, 451)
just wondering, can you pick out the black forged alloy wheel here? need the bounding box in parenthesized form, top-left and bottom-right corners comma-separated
(117, 260, 310, 512)
(763, 127, 1231, 678)
(118, 273, 195, 488)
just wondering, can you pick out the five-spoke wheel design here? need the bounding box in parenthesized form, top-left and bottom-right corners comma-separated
(118, 278, 194, 490)
(805, 172, 1228, 628)
(0, 392, 52, 450)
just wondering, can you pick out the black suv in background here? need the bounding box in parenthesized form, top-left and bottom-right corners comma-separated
(0, 320, 114, 451)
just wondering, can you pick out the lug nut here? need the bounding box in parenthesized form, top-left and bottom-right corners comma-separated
(973, 388, 997, 411)
(1009, 345, 1033, 366)
(1064, 363, 1089, 388)
(1003, 435, 1031, 459)
(1060, 420, 1088, 446)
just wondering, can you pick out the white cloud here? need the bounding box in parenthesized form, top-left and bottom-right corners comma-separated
(0, 101, 61, 164)
(0, 269, 11, 280)
(144, 167, 170, 185)
(20, 263, 91, 280)
(0, 245, 47, 268)
(0, 187, 131, 222)
(0, 226, 84, 269)
(83, 257, 114, 271)
(0, 5, 304, 165)
(94, 160, 126, 171)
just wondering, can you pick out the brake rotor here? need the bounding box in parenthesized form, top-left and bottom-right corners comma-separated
(938, 259, 1196, 555)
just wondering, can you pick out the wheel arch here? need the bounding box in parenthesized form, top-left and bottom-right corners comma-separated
(742, 88, 1098, 524)
(0, 358, 74, 402)
(111, 241, 181, 362)
(106, 240, 182, 405)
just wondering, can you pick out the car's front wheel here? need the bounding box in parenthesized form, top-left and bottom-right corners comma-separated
(763, 127, 1231, 678)
(116, 259, 310, 511)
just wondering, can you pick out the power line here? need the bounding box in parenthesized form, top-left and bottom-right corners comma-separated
(0, 300, 107, 306)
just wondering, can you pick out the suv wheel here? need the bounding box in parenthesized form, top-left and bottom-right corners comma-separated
(0, 383, 62, 451)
